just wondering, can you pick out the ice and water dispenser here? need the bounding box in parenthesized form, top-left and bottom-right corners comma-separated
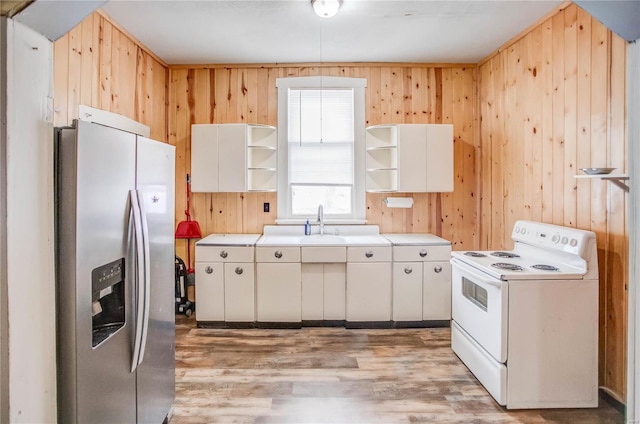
(91, 258, 125, 348)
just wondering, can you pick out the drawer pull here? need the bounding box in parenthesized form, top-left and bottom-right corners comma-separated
(220, 250, 228, 259)
(404, 267, 413, 274)
(274, 250, 283, 259)
(419, 249, 428, 258)
(235, 267, 243, 275)
(434, 266, 443, 273)
(365, 251, 374, 258)
(205, 266, 213, 274)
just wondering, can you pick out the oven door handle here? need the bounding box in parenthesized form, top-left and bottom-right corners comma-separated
(451, 258, 504, 288)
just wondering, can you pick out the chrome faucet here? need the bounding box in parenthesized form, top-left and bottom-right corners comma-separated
(317, 204, 325, 235)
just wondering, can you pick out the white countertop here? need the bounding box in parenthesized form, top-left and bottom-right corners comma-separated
(383, 233, 451, 246)
(196, 230, 449, 248)
(196, 234, 262, 246)
(256, 225, 391, 247)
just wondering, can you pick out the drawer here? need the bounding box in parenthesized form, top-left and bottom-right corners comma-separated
(195, 246, 254, 263)
(347, 246, 392, 262)
(301, 246, 347, 263)
(393, 245, 451, 262)
(256, 246, 301, 263)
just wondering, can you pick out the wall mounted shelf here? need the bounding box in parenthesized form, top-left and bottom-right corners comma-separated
(575, 174, 629, 192)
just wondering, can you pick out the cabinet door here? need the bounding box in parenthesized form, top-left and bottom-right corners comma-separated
(397, 124, 428, 192)
(302, 264, 324, 320)
(256, 263, 301, 322)
(423, 261, 452, 320)
(194, 262, 224, 321)
(392, 262, 423, 321)
(218, 124, 247, 192)
(346, 263, 391, 321)
(224, 263, 255, 322)
(426, 124, 453, 192)
(324, 264, 346, 320)
(190, 125, 219, 192)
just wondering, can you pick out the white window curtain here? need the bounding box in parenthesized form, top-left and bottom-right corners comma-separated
(288, 89, 354, 186)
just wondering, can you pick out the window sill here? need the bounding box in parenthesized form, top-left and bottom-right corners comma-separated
(275, 219, 368, 225)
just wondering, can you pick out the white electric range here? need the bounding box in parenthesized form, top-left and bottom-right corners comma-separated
(450, 220, 599, 409)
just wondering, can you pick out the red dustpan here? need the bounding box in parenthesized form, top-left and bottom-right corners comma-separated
(175, 174, 202, 272)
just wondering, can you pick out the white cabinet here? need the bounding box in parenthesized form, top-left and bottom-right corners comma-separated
(301, 263, 346, 322)
(301, 246, 346, 322)
(223, 263, 255, 322)
(194, 234, 260, 324)
(194, 262, 224, 322)
(255, 247, 301, 323)
(392, 262, 423, 321)
(191, 123, 277, 192)
(422, 260, 451, 320)
(384, 234, 452, 322)
(346, 246, 392, 321)
(365, 124, 453, 193)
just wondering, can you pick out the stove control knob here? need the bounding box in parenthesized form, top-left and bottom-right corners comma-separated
(514, 227, 520, 234)
(552, 234, 560, 243)
(570, 238, 578, 247)
(561, 236, 568, 245)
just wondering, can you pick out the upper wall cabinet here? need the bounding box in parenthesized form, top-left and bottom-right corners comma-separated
(365, 124, 453, 193)
(191, 124, 277, 192)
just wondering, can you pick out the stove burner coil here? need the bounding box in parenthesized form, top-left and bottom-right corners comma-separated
(491, 251, 521, 259)
(464, 252, 487, 258)
(531, 264, 560, 271)
(491, 262, 524, 271)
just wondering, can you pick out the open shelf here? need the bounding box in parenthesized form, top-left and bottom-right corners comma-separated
(575, 174, 629, 192)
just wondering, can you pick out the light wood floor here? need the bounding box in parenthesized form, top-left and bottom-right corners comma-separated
(171, 315, 624, 423)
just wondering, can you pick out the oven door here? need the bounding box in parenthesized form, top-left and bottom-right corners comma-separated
(451, 258, 508, 363)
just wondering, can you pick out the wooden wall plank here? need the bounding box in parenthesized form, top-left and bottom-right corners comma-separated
(53, 32, 69, 127)
(576, 8, 592, 231)
(563, 5, 577, 227)
(540, 17, 554, 225)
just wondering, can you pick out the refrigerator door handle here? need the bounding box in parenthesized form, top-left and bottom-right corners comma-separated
(130, 190, 146, 373)
(136, 190, 152, 365)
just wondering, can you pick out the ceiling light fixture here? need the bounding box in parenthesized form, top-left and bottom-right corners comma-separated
(311, 0, 341, 18)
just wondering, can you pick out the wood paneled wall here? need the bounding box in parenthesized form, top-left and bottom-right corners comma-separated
(53, 12, 168, 141)
(53, 4, 629, 404)
(478, 3, 627, 399)
(169, 65, 478, 262)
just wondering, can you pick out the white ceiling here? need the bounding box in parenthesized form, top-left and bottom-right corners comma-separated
(100, 0, 564, 65)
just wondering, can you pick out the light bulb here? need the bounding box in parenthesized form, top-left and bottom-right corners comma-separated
(312, 0, 341, 18)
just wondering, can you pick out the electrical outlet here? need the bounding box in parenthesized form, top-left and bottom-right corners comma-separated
(263, 202, 270, 213)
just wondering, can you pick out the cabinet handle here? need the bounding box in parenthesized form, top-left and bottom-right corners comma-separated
(274, 250, 283, 259)
(365, 251, 374, 258)
(220, 250, 228, 259)
(434, 266, 443, 273)
(235, 267, 243, 275)
(419, 250, 428, 258)
(204, 266, 213, 274)
(404, 267, 413, 274)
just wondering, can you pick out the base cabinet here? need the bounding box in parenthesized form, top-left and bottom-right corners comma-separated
(302, 264, 346, 321)
(346, 262, 392, 321)
(423, 261, 451, 320)
(224, 263, 256, 322)
(392, 262, 423, 321)
(388, 241, 452, 322)
(256, 262, 302, 322)
(194, 262, 225, 321)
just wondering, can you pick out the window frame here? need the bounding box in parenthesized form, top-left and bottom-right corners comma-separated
(276, 76, 367, 224)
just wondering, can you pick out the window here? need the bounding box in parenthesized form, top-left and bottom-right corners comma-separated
(276, 76, 367, 223)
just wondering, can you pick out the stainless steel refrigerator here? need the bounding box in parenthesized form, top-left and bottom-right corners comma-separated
(55, 116, 175, 423)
